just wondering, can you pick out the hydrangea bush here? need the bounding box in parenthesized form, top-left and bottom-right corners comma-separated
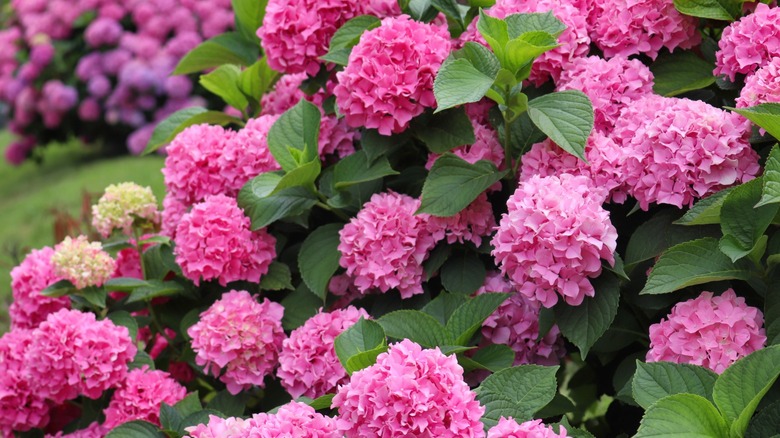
(3, 0, 780, 436)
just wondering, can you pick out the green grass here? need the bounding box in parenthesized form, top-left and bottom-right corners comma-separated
(0, 131, 165, 332)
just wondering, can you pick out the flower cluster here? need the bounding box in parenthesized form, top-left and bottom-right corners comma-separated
(488, 418, 570, 438)
(492, 174, 617, 307)
(736, 57, 780, 109)
(714, 3, 780, 81)
(338, 191, 436, 298)
(174, 194, 277, 286)
(334, 16, 451, 135)
(103, 368, 187, 429)
(9, 246, 68, 330)
(0, 330, 50, 434)
(427, 193, 497, 246)
(91, 182, 160, 237)
(187, 290, 286, 394)
(332, 339, 486, 437)
(51, 235, 117, 289)
(185, 401, 340, 437)
(277, 306, 369, 398)
(647, 289, 766, 374)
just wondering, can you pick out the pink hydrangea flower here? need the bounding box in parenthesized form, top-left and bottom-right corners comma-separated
(260, 73, 307, 116)
(714, 4, 780, 81)
(736, 57, 780, 108)
(26, 309, 137, 403)
(478, 273, 564, 365)
(91, 182, 160, 237)
(338, 191, 436, 298)
(174, 194, 277, 286)
(427, 193, 497, 246)
(319, 114, 358, 159)
(611, 95, 760, 210)
(488, 418, 569, 438)
(333, 339, 486, 437)
(365, 0, 402, 17)
(277, 306, 369, 398)
(113, 247, 143, 280)
(587, 0, 700, 59)
(492, 174, 617, 307)
(187, 290, 285, 394)
(0, 330, 51, 435)
(103, 368, 187, 429)
(161, 193, 189, 239)
(556, 56, 654, 133)
(184, 415, 251, 438)
(51, 235, 117, 289)
(459, 0, 590, 85)
(334, 16, 451, 135)
(9, 246, 68, 330)
(44, 421, 108, 438)
(258, 0, 365, 75)
(519, 132, 631, 204)
(225, 115, 283, 184)
(647, 289, 767, 374)
(246, 401, 341, 437)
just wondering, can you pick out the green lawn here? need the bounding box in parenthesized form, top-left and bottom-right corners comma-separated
(0, 132, 166, 332)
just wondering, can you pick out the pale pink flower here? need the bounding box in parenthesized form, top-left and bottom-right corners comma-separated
(51, 236, 116, 289)
(91, 182, 160, 237)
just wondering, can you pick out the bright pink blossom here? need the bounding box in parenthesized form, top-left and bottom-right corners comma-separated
(714, 4, 780, 81)
(556, 56, 654, 133)
(333, 339, 485, 437)
(277, 306, 369, 398)
(478, 273, 564, 365)
(492, 174, 617, 307)
(184, 415, 251, 438)
(26, 309, 137, 403)
(587, 0, 700, 59)
(174, 194, 277, 286)
(161, 193, 189, 239)
(103, 367, 187, 428)
(44, 422, 107, 438)
(246, 401, 341, 437)
(9, 246, 68, 330)
(258, 0, 364, 75)
(188, 290, 285, 394)
(0, 330, 50, 435)
(334, 16, 451, 135)
(488, 418, 569, 438)
(736, 57, 780, 109)
(338, 191, 436, 298)
(427, 193, 497, 246)
(225, 115, 283, 184)
(611, 95, 760, 210)
(647, 289, 766, 374)
(260, 73, 307, 116)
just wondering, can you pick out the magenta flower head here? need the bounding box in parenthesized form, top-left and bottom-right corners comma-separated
(338, 191, 436, 298)
(103, 367, 187, 429)
(492, 174, 617, 308)
(334, 15, 451, 135)
(487, 418, 570, 438)
(9, 246, 68, 330)
(51, 235, 117, 289)
(258, 0, 364, 75)
(737, 57, 780, 109)
(715, 3, 780, 81)
(0, 330, 50, 434)
(246, 401, 341, 437)
(174, 194, 277, 286)
(333, 339, 486, 437)
(184, 415, 251, 438)
(26, 309, 137, 403)
(277, 306, 370, 399)
(187, 290, 286, 394)
(647, 289, 766, 374)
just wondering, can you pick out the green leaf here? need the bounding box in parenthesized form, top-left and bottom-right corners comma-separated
(281, 283, 322, 331)
(730, 104, 780, 140)
(527, 90, 594, 162)
(476, 365, 559, 428)
(259, 261, 294, 291)
(469, 344, 515, 372)
(499, 110, 546, 157)
(333, 150, 398, 190)
(360, 129, 410, 164)
(719, 177, 778, 262)
(423, 244, 452, 281)
(632, 361, 718, 410)
(308, 394, 335, 411)
(174, 32, 259, 75)
(412, 108, 476, 154)
(451, 42, 501, 78)
(105, 420, 164, 438)
(179, 410, 227, 431)
(299, 223, 343, 300)
(713, 345, 780, 437)
(421, 292, 469, 325)
(268, 100, 321, 172)
(651, 51, 716, 97)
(40, 279, 77, 297)
(418, 154, 507, 217)
(433, 57, 497, 112)
(378, 310, 453, 347)
(334, 318, 387, 374)
(159, 403, 182, 432)
(107, 311, 139, 341)
(635, 394, 729, 438)
(80, 287, 107, 308)
(554, 273, 620, 358)
(272, 159, 321, 194)
(174, 392, 203, 418)
(143, 108, 243, 155)
(766, 271, 780, 345)
(238, 57, 278, 102)
(128, 351, 155, 370)
(673, 0, 742, 21)
(104, 277, 149, 292)
(440, 252, 486, 295)
(758, 145, 780, 208)
(126, 281, 185, 304)
(238, 173, 318, 229)
(504, 31, 559, 76)
(640, 237, 755, 295)
(321, 15, 381, 65)
(447, 292, 511, 345)
(200, 65, 249, 112)
(208, 390, 246, 417)
(476, 9, 509, 64)
(745, 399, 780, 438)
(504, 12, 566, 37)
(232, 0, 267, 42)
(676, 188, 734, 226)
